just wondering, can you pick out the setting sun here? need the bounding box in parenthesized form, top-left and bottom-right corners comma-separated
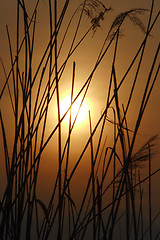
(60, 94, 89, 126)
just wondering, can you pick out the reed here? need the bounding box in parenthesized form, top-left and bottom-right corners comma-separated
(0, 0, 160, 239)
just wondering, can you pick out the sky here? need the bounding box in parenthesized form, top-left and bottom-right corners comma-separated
(0, 0, 160, 239)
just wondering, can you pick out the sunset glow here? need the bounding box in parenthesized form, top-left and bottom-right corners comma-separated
(60, 94, 89, 126)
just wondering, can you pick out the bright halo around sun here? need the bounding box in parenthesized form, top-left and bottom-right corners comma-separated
(60, 94, 89, 127)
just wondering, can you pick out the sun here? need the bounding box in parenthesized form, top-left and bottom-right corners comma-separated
(60, 94, 89, 126)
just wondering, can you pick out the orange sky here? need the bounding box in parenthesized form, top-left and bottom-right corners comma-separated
(0, 0, 160, 187)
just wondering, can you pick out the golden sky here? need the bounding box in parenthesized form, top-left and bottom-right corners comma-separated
(0, 0, 160, 186)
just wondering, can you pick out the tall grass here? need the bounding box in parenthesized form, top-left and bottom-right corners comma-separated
(0, 0, 160, 239)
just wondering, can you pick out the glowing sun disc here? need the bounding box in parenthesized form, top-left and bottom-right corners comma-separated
(60, 95, 89, 125)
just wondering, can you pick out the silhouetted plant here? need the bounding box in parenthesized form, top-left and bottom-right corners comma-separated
(0, 0, 160, 239)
